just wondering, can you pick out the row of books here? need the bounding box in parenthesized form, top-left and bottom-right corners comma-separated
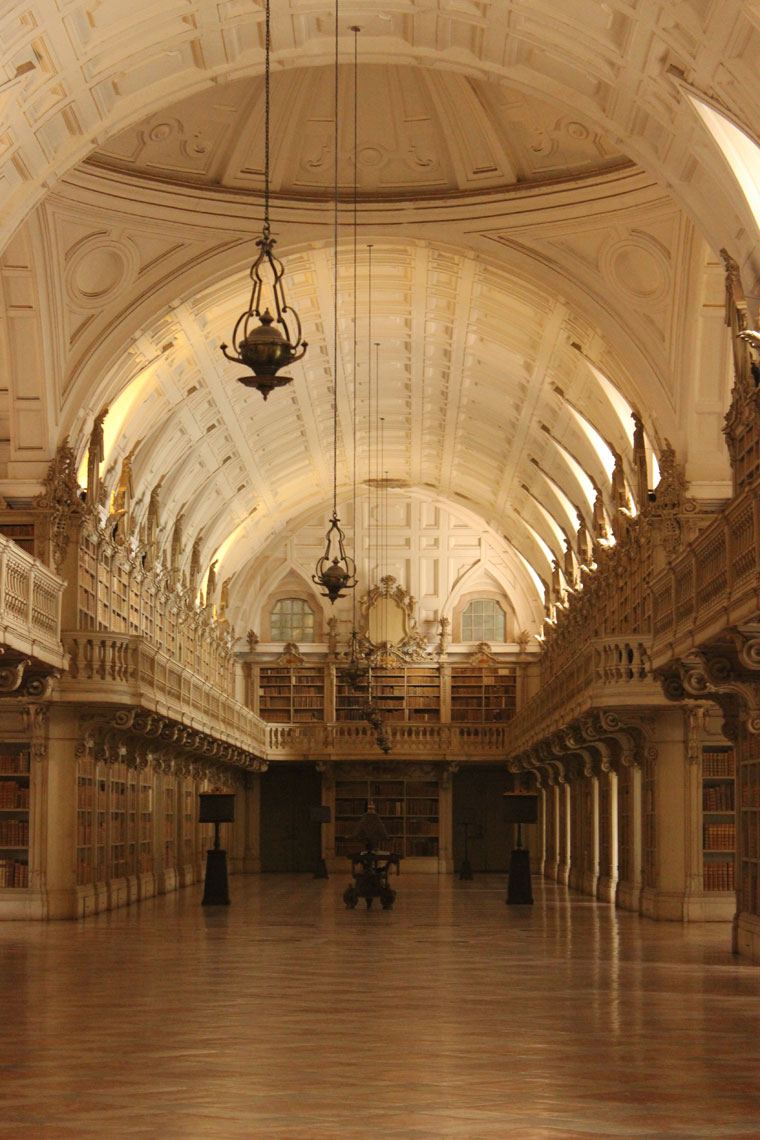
(742, 785, 760, 808)
(0, 751, 30, 774)
(703, 862, 735, 891)
(703, 823, 735, 850)
(0, 859, 28, 887)
(703, 785, 735, 812)
(702, 751, 735, 777)
(0, 783, 29, 809)
(0, 819, 28, 845)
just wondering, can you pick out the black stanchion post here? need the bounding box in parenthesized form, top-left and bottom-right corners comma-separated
(504, 793, 536, 905)
(199, 792, 235, 906)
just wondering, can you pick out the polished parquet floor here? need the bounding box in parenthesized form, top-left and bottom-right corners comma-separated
(2, 874, 760, 1139)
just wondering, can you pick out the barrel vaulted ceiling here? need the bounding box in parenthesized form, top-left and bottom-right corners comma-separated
(0, 0, 758, 627)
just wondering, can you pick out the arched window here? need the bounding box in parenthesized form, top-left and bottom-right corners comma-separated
(461, 599, 506, 643)
(270, 598, 315, 643)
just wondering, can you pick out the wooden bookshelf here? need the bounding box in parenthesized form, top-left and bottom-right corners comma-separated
(740, 733, 760, 917)
(642, 750, 656, 890)
(702, 746, 736, 893)
(139, 779, 153, 874)
(617, 764, 632, 885)
(77, 753, 95, 885)
(335, 675, 369, 721)
(406, 667, 440, 723)
(127, 769, 138, 877)
(450, 665, 516, 723)
(95, 774, 107, 882)
(258, 666, 294, 723)
(0, 745, 31, 889)
(109, 763, 128, 881)
(334, 777, 439, 860)
(335, 666, 440, 724)
(257, 664, 326, 722)
(0, 521, 35, 555)
(293, 666, 326, 723)
(373, 669, 406, 722)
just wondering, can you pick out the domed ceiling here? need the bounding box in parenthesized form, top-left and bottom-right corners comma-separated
(91, 65, 627, 197)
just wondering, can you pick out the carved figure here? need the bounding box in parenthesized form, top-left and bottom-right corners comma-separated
(576, 509, 593, 567)
(86, 407, 108, 506)
(171, 514, 184, 572)
(145, 477, 163, 569)
(111, 447, 137, 546)
(34, 441, 87, 570)
(189, 534, 202, 598)
(592, 491, 610, 543)
(219, 576, 232, 621)
(205, 559, 218, 608)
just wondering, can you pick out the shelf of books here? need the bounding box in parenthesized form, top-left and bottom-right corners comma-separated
(702, 746, 736, 895)
(406, 667, 440, 723)
(740, 732, 760, 919)
(257, 665, 327, 722)
(334, 777, 439, 861)
(0, 744, 31, 889)
(642, 750, 656, 892)
(450, 665, 516, 723)
(372, 670, 406, 722)
(0, 520, 35, 555)
(258, 666, 293, 722)
(292, 666, 325, 723)
(335, 666, 440, 723)
(335, 675, 369, 721)
(617, 764, 632, 888)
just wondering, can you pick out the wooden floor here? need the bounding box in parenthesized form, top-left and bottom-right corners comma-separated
(2, 874, 759, 1139)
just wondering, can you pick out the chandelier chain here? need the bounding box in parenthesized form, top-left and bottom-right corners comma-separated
(332, 0, 340, 514)
(264, 0, 271, 239)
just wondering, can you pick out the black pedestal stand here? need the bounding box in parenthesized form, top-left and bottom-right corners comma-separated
(313, 856, 329, 880)
(458, 821, 475, 880)
(506, 821, 533, 905)
(202, 821, 230, 906)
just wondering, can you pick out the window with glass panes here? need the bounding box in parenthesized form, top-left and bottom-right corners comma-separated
(270, 598, 315, 642)
(461, 599, 505, 642)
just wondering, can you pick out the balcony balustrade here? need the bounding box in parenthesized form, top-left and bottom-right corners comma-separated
(651, 487, 760, 668)
(0, 534, 66, 670)
(60, 632, 267, 756)
(506, 637, 660, 756)
(266, 720, 509, 759)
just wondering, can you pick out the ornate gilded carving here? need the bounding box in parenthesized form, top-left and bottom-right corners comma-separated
(358, 575, 432, 662)
(35, 441, 88, 571)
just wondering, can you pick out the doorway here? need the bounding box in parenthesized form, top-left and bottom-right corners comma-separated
(452, 766, 515, 872)
(260, 764, 322, 872)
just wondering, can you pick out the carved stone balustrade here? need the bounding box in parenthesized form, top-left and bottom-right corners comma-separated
(59, 632, 267, 758)
(506, 637, 662, 761)
(0, 533, 67, 680)
(650, 487, 760, 670)
(266, 721, 509, 761)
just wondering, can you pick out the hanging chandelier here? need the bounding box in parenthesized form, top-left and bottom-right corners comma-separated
(313, 5, 357, 605)
(219, 0, 307, 399)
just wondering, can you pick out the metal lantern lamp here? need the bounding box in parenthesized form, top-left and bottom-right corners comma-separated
(219, 0, 307, 397)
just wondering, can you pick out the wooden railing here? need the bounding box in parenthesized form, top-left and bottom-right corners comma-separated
(506, 637, 661, 755)
(266, 721, 509, 759)
(60, 633, 267, 755)
(650, 488, 760, 667)
(0, 534, 66, 667)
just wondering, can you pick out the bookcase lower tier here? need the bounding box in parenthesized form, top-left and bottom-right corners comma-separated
(335, 778, 439, 861)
